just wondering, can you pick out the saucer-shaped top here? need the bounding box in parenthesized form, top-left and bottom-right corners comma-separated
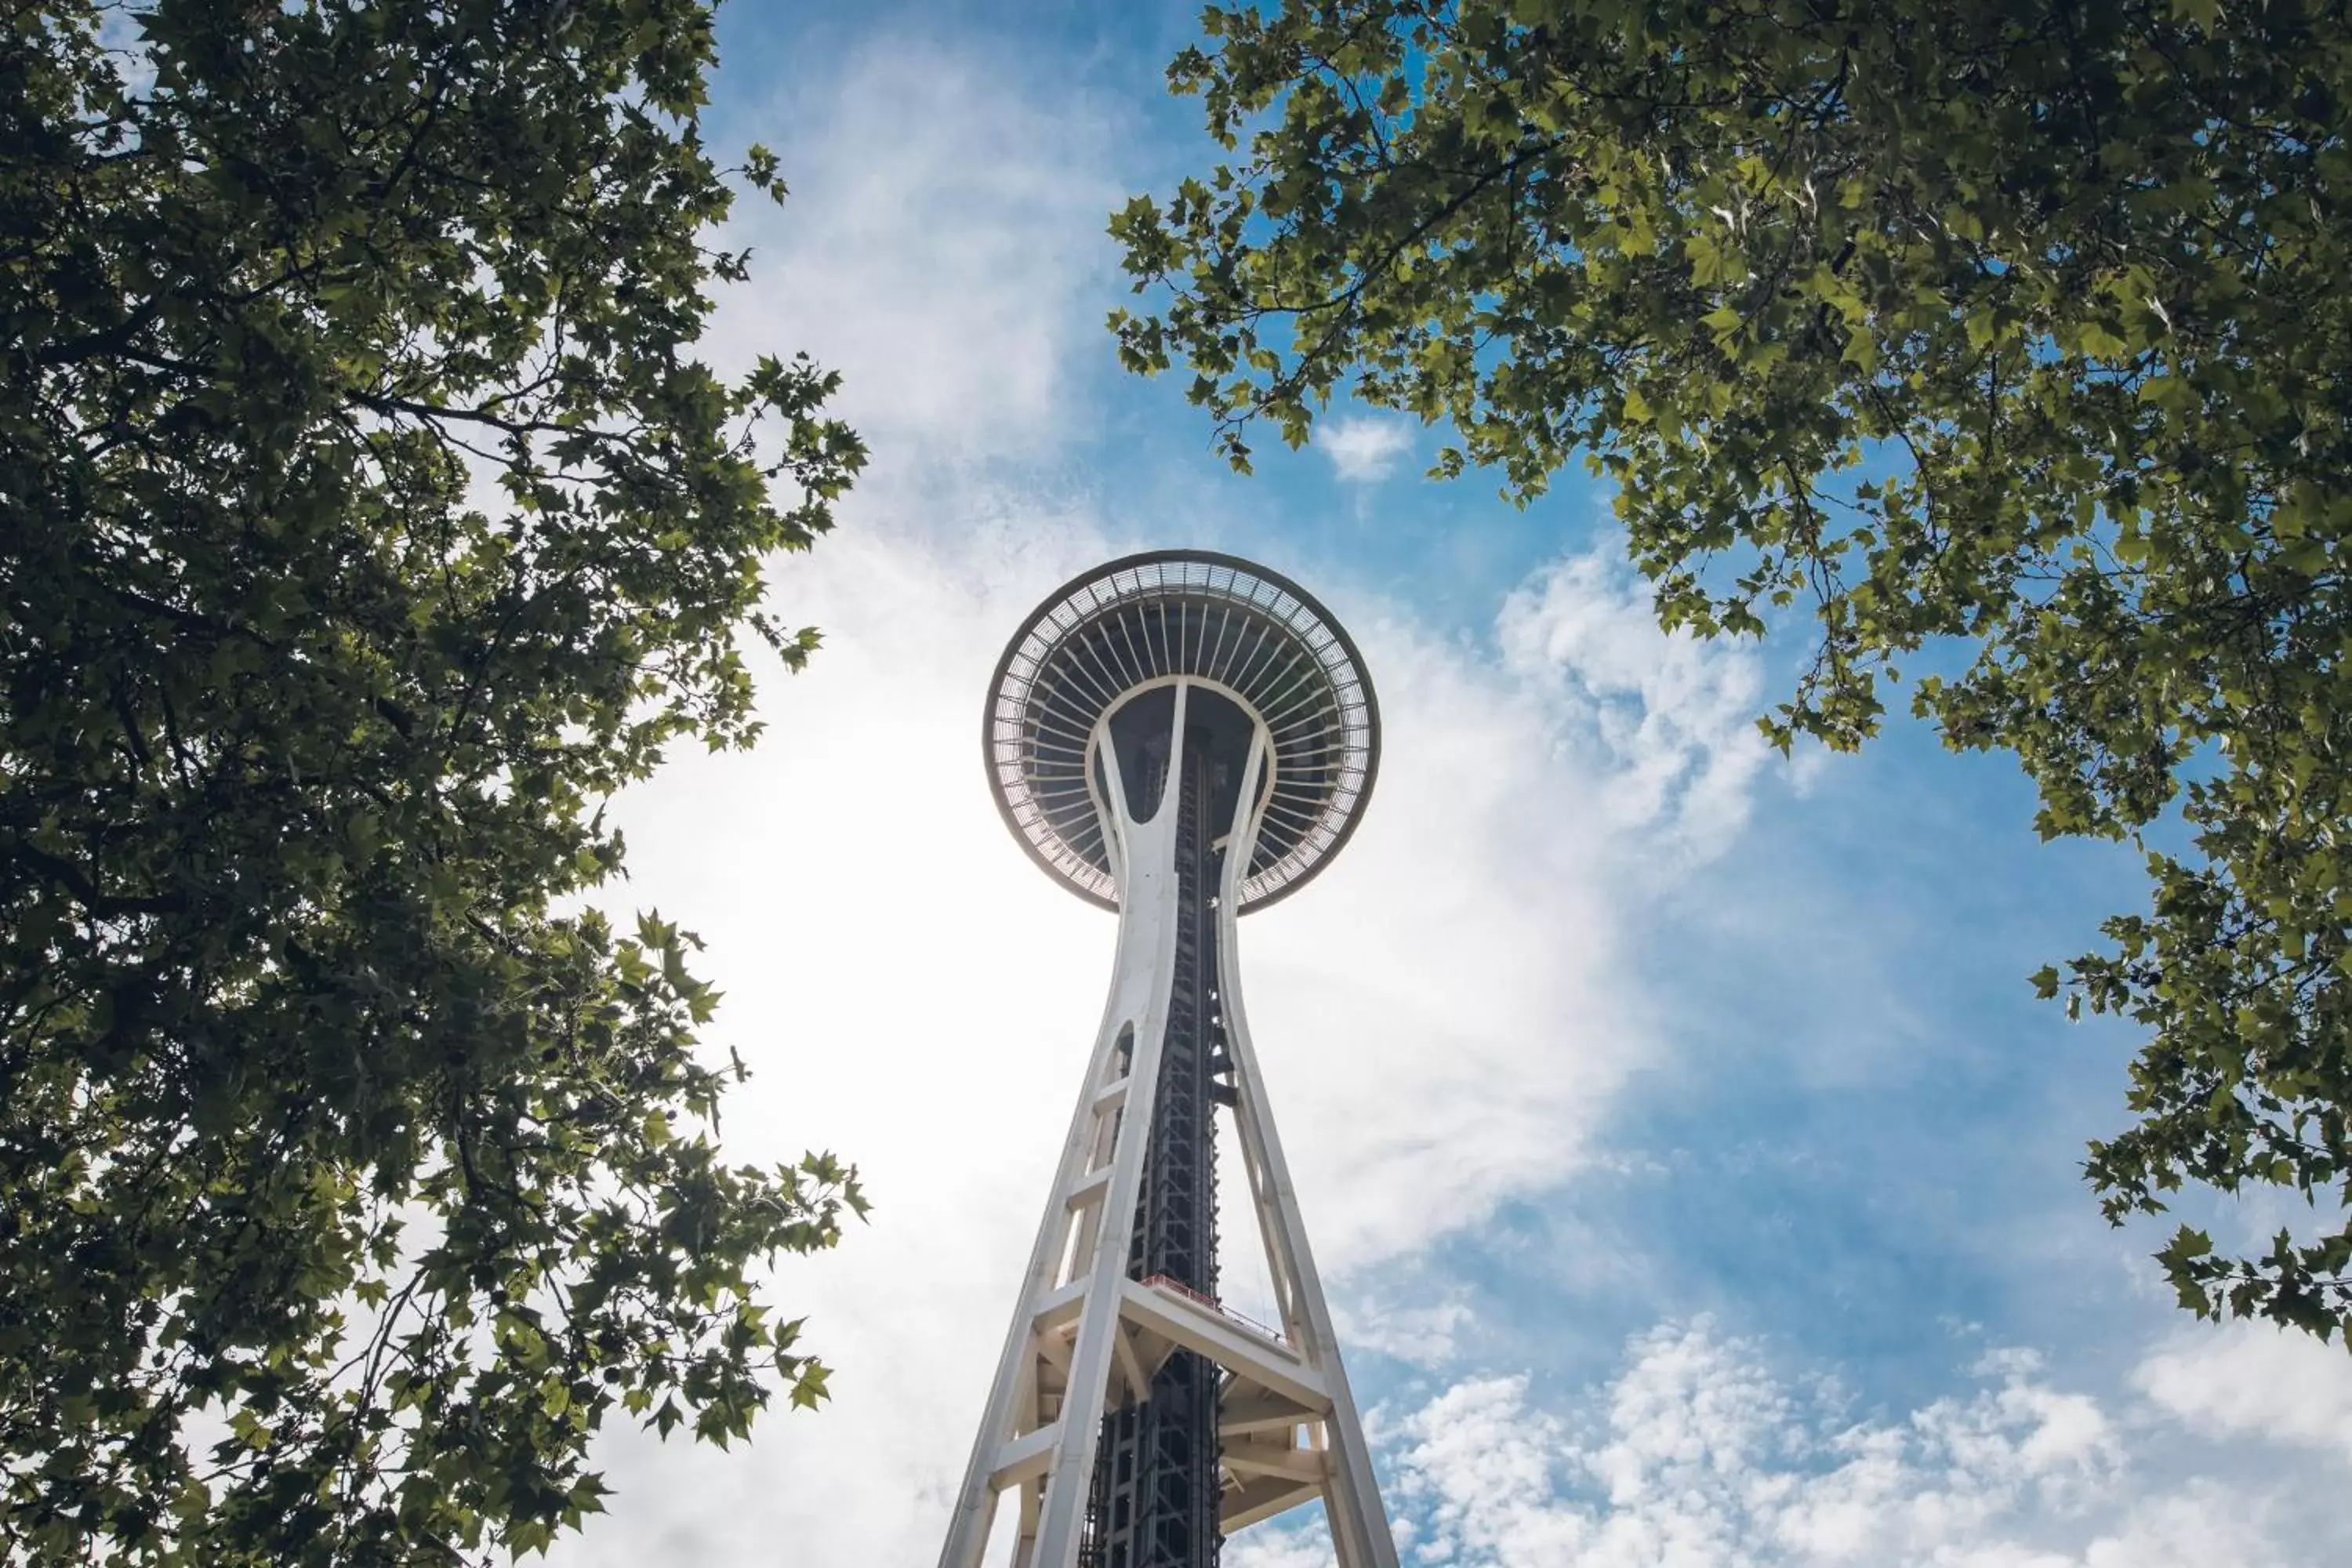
(983, 550, 1380, 913)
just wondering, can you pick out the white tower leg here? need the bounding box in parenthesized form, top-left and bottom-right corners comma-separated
(1209, 749, 1397, 1568)
(938, 684, 1399, 1568)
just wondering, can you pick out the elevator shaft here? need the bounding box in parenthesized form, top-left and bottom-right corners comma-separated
(1082, 734, 1224, 1567)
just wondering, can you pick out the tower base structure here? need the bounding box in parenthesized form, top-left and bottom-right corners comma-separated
(946, 554, 1396, 1568)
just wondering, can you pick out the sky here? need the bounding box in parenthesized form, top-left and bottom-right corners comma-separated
(548, 4, 2352, 1563)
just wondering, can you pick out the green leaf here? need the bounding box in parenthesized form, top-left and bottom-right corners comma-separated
(1116, 0, 2352, 1356)
(2, 4, 866, 1561)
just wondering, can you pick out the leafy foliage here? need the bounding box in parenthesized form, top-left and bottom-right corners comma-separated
(1115, 0, 2352, 1340)
(2, 2, 868, 1560)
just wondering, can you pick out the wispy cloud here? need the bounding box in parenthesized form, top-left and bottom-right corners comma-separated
(1334, 1290, 1479, 1370)
(1321, 416, 1417, 483)
(709, 38, 1124, 457)
(1499, 539, 1777, 859)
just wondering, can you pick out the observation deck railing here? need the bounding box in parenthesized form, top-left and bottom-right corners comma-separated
(1137, 1273, 1289, 1348)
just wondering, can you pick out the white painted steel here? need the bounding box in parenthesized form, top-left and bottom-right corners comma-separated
(1210, 776, 1399, 1568)
(942, 657, 1396, 1567)
(938, 688, 1190, 1568)
(984, 553, 1378, 913)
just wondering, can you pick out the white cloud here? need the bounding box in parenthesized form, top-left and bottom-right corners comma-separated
(1336, 1291, 1479, 1370)
(1239, 602, 1652, 1271)
(1343, 1320, 2307, 1568)
(1498, 541, 1776, 860)
(2077, 1482, 2287, 1567)
(1321, 416, 1417, 483)
(2133, 1320, 2352, 1465)
(1228, 1519, 1341, 1568)
(710, 38, 1124, 456)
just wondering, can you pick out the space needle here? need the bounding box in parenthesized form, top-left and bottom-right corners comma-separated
(938, 552, 1398, 1568)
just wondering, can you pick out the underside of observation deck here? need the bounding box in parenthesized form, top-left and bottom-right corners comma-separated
(984, 552, 1378, 913)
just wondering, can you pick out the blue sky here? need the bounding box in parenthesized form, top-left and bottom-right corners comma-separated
(547, 4, 2352, 1563)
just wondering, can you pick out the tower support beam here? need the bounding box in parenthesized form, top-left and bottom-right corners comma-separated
(940, 689, 1192, 1568)
(952, 553, 1396, 1568)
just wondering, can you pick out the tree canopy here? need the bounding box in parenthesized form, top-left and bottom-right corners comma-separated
(3, 2, 866, 1560)
(1112, 0, 2352, 1341)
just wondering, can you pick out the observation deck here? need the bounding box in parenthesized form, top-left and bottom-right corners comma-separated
(983, 550, 1380, 913)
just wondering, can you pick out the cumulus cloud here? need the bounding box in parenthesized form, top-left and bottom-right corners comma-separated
(1228, 1523, 1343, 1568)
(2134, 1320, 2352, 1465)
(1321, 416, 1417, 482)
(1227, 1320, 2306, 1567)
(1236, 601, 1652, 1272)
